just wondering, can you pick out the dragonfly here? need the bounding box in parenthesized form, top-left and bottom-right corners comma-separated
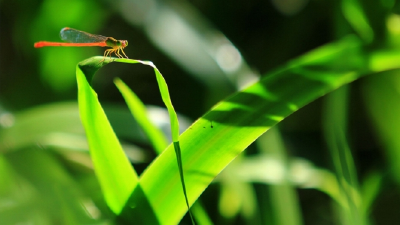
(34, 27, 129, 59)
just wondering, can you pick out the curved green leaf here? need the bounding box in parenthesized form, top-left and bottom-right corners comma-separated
(76, 57, 138, 214)
(114, 74, 194, 223)
(77, 57, 193, 223)
(342, 0, 374, 43)
(110, 59, 193, 223)
(136, 36, 400, 224)
(114, 78, 169, 154)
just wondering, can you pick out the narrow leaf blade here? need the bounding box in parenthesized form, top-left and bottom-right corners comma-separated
(76, 57, 138, 214)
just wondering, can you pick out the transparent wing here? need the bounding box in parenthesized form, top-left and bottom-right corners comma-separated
(60, 27, 108, 43)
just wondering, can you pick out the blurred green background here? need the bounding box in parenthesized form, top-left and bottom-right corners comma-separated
(2, 0, 400, 224)
(1, 0, 334, 114)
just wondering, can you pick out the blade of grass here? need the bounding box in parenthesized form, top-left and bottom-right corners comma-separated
(360, 170, 383, 215)
(114, 78, 169, 154)
(191, 201, 214, 225)
(341, 0, 374, 43)
(75, 36, 400, 224)
(362, 70, 400, 184)
(76, 57, 138, 214)
(78, 57, 194, 224)
(323, 86, 365, 225)
(112, 59, 194, 224)
(135, 36, 400, 224)
(114, 78, 211, 224)
(115, 77, 212, 224)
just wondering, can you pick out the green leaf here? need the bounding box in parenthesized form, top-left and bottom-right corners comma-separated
(76, 57, 138, 214)
(114, 78, 168, 154)
(135, 36, 400, 224)
(77, 57, 193, 223)
(323, 86, 365, 225)
(342, 0, 374, 43)
(363, 69, 400, 184)
(115, 59, 180, 142)
(110, 58, 193, 223)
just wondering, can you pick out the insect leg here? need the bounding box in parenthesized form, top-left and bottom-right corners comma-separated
(120, 48, 129, 58)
